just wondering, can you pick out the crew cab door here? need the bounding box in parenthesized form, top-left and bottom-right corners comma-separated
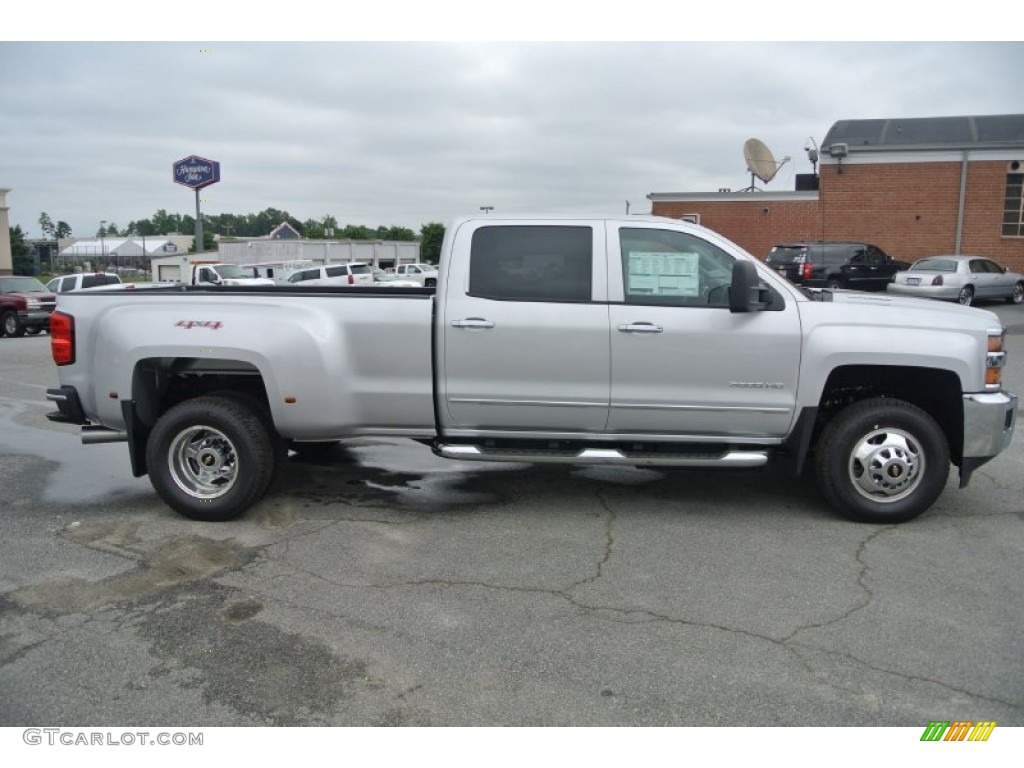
(606, 224, 801, 438)
(439, 221, 610, 433)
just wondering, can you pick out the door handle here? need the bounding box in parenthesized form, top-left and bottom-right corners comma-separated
(617, 322, 663, 334)
(451, 317, 495, 329)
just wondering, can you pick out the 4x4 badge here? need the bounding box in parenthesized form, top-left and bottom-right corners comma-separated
(175, 320, 223, 330)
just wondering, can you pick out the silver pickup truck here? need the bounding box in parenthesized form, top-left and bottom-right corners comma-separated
(46, 215, 1017, 524)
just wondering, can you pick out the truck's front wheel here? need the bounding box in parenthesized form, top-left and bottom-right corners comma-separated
(814, 398, 949, 524)
(146, 395, 277, 521)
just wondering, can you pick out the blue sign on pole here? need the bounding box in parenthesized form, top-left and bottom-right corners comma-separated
(172, 155, 221, 190)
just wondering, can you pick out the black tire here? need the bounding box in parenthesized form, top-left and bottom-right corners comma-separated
(208, 389, 289, 490)
(145, 395, 277, 521)
(1008, 282, 1024, 305)
(957, 285, 974, 306)
(25, 327, 41, 335)
(425, 278, 437, 288)
(2, 311, 25, 338)
(825, 278, 843, 290)
(814, 398, 950, 524)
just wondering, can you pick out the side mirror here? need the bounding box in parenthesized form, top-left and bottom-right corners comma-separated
(730, 260, 774, 313)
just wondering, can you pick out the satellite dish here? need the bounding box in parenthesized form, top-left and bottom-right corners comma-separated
(741, 138, 790, 190)
(744, 138, 779, 182)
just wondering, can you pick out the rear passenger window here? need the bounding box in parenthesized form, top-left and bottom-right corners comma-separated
(325, 266, 346, 278)
(81, 275, 118, 289)
(469, 226, 593, 302)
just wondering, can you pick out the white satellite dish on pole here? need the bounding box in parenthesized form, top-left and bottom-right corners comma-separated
(742, 138, 790, 190)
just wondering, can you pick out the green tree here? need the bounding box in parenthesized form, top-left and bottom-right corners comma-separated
(151, 209, 184, 235)
(302, 218, 324, 239)
(419, 222, 445, 264)
(380, 226, 416, 241)
(55, 221, 72, 239)
(9, 225, 34, 275)
(341, 224, 373, 240)
(38, 212, 55, 240)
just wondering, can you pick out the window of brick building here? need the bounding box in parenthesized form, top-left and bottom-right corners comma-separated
(1004, 172, 1024, 237)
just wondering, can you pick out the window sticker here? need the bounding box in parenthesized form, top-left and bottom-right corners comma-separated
(627, 252, 699, 296)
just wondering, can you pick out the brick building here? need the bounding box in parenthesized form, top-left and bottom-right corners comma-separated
(648, 114, 1024, 273)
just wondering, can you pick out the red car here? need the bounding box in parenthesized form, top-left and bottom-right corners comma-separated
(0, 276, 57, 337)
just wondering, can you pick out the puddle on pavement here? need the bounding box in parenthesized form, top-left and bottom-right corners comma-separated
(136, 583, 371, 726)
(3, 398, 673, 522)
(10, 533, 252, 615)
(0, 399, 150, 504)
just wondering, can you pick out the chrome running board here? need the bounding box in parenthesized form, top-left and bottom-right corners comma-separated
(434, 443, 768, 468)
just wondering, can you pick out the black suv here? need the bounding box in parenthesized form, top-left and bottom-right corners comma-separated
(766, 242, 911, 292)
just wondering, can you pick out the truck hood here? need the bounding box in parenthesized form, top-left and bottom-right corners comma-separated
(806, 288, 1003, 332)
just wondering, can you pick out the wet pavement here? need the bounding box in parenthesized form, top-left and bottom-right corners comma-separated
(1, 308, 1023, 726)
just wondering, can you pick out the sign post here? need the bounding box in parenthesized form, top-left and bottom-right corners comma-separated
(172, 156, 221, 253)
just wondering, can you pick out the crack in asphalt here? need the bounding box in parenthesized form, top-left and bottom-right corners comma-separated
(569, 491, 616, 589)
(7, 464, 1021, 720)
(785, 641, 1023, 710)
(779, 526, 894, 644)
(253, 498, 1022, 714)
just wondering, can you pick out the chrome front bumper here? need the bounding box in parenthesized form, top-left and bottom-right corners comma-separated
(963, 391, 1017, 459)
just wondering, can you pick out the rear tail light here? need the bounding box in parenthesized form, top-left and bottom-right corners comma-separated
(931, 276, 943, 286)
(801, 263, 813, 280)
(51, 311, 75, 366)
(348, 274, 354, 285)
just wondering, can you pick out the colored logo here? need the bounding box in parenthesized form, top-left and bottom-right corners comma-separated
(173, 155, 221, 190)
(920, 721, 996, 742)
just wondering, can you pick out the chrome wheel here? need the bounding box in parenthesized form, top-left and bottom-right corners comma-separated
(848, 427, 923, 503)
(1012, 282, 1024, 304)
(167, 424, 239, 499)
(958, 286, 973, 305)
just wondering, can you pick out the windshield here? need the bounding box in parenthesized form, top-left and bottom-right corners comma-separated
(0, 276, 49, 293)
(213, 264, 249, 279)
(910, 258, 958, 273)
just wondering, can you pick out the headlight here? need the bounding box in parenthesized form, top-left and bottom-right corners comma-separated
(986, 328, 1006, 389)
(25, 298, 40, 309)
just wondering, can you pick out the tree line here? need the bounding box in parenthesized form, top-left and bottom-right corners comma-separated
(94, 207, 427, 244)
(17, 209, 447, 270)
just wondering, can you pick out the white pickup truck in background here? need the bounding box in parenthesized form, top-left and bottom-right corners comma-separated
(392, 263, 439, 287)
(153, 257, 275, 287)
(46, 214, 1017, 525)
(46, 272, 123, 293)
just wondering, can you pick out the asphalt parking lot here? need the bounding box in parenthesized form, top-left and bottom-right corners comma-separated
(1, 305, 1022, 727)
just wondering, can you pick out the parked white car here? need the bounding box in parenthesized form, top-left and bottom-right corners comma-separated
(286, 263, 375, 286)
(887, 255, 1024, 306)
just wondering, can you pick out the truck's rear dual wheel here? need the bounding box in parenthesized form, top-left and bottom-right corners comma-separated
(814, 398, 950, 524)
(146, 395, 279, 521)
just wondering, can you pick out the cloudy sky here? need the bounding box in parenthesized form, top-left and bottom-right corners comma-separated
(2, 34, 1022, 239)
